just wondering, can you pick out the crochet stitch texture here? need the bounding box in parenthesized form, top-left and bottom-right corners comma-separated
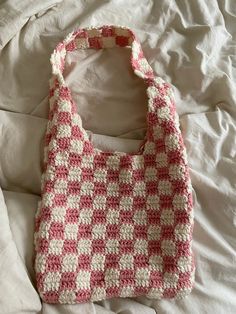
(34, 25, 195, 304)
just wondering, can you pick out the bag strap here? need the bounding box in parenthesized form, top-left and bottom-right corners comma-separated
(50, 25, 155, 86)
(49, 25, 178, 149)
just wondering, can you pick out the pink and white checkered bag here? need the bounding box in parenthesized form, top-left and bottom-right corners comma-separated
(34, 25, 195, 304)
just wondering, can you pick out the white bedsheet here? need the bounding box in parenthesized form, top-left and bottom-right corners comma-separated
(0, 1, 235, 313)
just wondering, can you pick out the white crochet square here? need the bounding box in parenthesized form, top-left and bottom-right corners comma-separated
(163, 94, 172, 107)
(133, 181, 146, 196)
(107, 182, 119, 197)
(132, 40, 141, 59)
(55, 151, 69, 167)
(119, 169, 133, 183)
(120, 196, 133, 210)
(173, 111, 180, 129)
(45, 167, 56, 181)
(75, 38, 88, 49)
(92, 224, 106, 239)
(94, 168, 107, 182)
(48, 239, 64, 255)
(149, 255, 163, 271)
(158, 180, 172, 195)
(161, 209, 174, 225)
(68, 167, 82, 181)
(153, 125, 164, 140)
(134, 239, 148, 255)
(51, 206, 67, 223)
(165, 134, 180, 151)
(147, 195, 160, 210)
(35, 254, 46, 273)
(139, 58, 152, 73)
(106, 156, 120, 170)
(71, 113, 82, 127)
(135, 268, 150, 287)
(80, 181, 94, 196)
(177, 256, 192, 272)
(107, 209, 119, 225)
(71, 139, 84, 154)
(67, 194, 80, 208)
(147, 86, 158, 99)
(52, 52, 61, 69)
(147, 225, 161, 240)
(173, 194, 188, 211)
(38, 221, 50, 239)
(186, 177, 193, 194)
(105, 239, 119, 254)
(133, 210, 147, 225)
(163, 272, 179, 289)
(91, 287, 106, 301)
(120, 224, 134, 240)
(144, 141, 156, 154)
(154, 77, 165, 85)
(120, 286, 134, 297)
(57, 124, 71, 138)
(93, 195, 106, 209)
(145, 167, 157, 181)
(156, 107, 171, 121)
(119, 254, 134, 270)
(81, 155, 94, 169)
(64, 31, 74, 44)
(62, 254, 78, 272)
(132, 155, 144, 170)
(76, 270, 91, 290)
(79, 209, 93, 224)
(175, 287, 193, 299)
(44, 272, 61, 292)
(54, 179, 68, 194)
(156, 152, 168, 167)
(169, 164, 185, 180)
(58, 99, 71, 112)
(43, 192, 54, 207)
(91, 254, 105, 271)
(147, 287, 163, 299)
(64, 223, 78, 240)
(59, 290, 76, 304)
(105, 268, 120, 287)
(174, 224, 191, 241)
(77, 239, 92, 255)
(161, 240, 176, 256)
(148, 97, 156, 111)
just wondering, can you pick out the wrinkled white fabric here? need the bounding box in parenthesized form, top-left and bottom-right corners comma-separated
(0, 0, 235, 313)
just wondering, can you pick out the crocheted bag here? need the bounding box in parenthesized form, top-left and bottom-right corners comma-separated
(34, 25, 195, 304)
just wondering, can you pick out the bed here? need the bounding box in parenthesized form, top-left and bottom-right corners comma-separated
(0, 0, 235, 313)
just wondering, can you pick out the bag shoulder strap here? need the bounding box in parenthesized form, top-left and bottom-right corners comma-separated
(50, 25, 155, 86)
(48, 25, 179, 152)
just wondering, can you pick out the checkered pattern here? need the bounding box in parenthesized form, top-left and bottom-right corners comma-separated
(34, 25, 195, 304)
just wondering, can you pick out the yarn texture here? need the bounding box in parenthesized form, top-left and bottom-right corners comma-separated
(34, 25, 195, 304)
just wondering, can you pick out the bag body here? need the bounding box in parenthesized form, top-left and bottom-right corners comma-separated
(34, 25, 195, 304)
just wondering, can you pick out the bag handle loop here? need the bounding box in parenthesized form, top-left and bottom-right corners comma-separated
(50, 25, 154, 86)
